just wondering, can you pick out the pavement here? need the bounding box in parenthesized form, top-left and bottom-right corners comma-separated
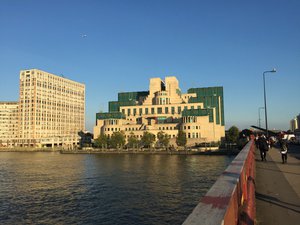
(255, 144, 300, 225)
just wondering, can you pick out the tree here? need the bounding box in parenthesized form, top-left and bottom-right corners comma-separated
(141, 131, 156, 148)
(110, 131, 125, 149)
(94, 133, 109, 148)
(127, 132, 140, 149)
(157, 131, 170, 148)
(227, 126, 239, 143)
(176, 130, 187, 147)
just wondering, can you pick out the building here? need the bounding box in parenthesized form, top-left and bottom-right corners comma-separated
(93, 76, 225, 147)
(290, 117, 298, 132)
(18, 69, 85, 148)
(0, 102, 19, 147)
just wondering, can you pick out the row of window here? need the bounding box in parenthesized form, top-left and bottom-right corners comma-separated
(104, 133, 201, 139)
(21, 72, 84, 89)
(158, 126, 177, 130)
(102, 126, 183, 132)
(122, 105, 201, 116)
(183, 125, 200, 130)
(20, 119, 84, 124)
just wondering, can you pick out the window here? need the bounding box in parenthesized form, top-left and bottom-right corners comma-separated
(178, 107, 181, 113)
(151, 108, 155, 114)
(127, 109, 131, 116)
(165, 107, 168, 114)
(171, 107, 175, 114)
(145, 108, 149, 114)
(133, 108, 136, 116)
(157, 107, 162, 114)
(139, 108, 142, 115)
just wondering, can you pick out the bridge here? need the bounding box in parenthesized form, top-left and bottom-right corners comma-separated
(183, 139, 300, 225)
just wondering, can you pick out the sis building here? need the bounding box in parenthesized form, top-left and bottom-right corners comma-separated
(94, 76, 225, 147)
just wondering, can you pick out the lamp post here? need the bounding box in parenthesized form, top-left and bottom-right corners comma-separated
(258, 107, 264, 128)
(263, 69, 276, 138)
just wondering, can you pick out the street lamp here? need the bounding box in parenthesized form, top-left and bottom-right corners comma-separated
(263, 68, 276, 137)
(258, 107, 264, 128)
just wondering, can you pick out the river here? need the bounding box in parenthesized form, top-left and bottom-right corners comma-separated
(0, 152, 234, 225)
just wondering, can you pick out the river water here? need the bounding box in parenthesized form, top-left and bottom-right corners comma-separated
(0, 152, 234, 225)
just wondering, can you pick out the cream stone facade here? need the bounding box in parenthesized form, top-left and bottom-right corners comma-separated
(290, 117, 298, 132)
(0, 102, 19, 147)
(94, 76, 225, 147)
(18, 69, 85, 148)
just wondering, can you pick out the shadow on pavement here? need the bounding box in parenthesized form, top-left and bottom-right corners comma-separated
(256, 166, 300, 175)
(255, 192, 300, 213)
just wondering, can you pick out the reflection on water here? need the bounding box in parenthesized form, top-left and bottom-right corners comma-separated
(0, 153, 233, 225)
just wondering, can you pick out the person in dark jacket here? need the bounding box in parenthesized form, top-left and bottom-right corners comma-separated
(257, 134, 269, 161)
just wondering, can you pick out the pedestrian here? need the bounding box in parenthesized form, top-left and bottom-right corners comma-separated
(257, 134, 269, 161)
(279, 133, 288, 164)
(255, 134, 259, 149)
(269, 136, 275, 149)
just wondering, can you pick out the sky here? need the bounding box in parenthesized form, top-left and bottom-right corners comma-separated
(0, 0, 299, 132)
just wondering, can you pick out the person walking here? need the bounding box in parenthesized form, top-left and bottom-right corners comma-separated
(279, 133, 288, 164)
(257, 134, 269, 161)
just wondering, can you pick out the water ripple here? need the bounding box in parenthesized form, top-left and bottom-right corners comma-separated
(0, 153, 233, 225)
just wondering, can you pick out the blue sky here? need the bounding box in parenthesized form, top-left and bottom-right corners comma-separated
(0, 0, 299, 131)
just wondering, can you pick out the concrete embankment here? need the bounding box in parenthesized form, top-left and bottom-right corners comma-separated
(0, 148, 61, 152)
(60, 148, 240, 155)
(0, 147, 240, 155)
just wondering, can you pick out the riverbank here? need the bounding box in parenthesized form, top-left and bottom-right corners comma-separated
(60, 148, 240, 155)
(0, 148, 61, 152)
(0, 147, 240, 155)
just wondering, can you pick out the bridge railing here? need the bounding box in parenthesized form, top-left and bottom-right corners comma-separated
(183, 139, 256, 225)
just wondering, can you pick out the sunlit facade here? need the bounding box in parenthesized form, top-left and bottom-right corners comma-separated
(18, 69, 85, 147)
(290, 114, 300, 132)
(0, 102, 19, 147)
(94, 76, 225, 146)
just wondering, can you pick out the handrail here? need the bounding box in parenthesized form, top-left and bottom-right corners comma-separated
(183, 140, 256, 225)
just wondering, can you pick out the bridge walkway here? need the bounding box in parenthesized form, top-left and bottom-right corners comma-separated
(255, 144, 300, 225)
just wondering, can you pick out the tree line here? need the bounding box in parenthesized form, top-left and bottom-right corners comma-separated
(92, 125, 245, 150)
(94, 130, 187, 149)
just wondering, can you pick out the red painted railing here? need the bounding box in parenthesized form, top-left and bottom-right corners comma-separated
(183, 140, 256, 225)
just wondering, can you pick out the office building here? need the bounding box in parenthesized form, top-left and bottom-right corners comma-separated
(290, 117, 298, 132)
(0, 102, 19, 147)
(94, 76, 225, 146)
(18, 69, 85, 147)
